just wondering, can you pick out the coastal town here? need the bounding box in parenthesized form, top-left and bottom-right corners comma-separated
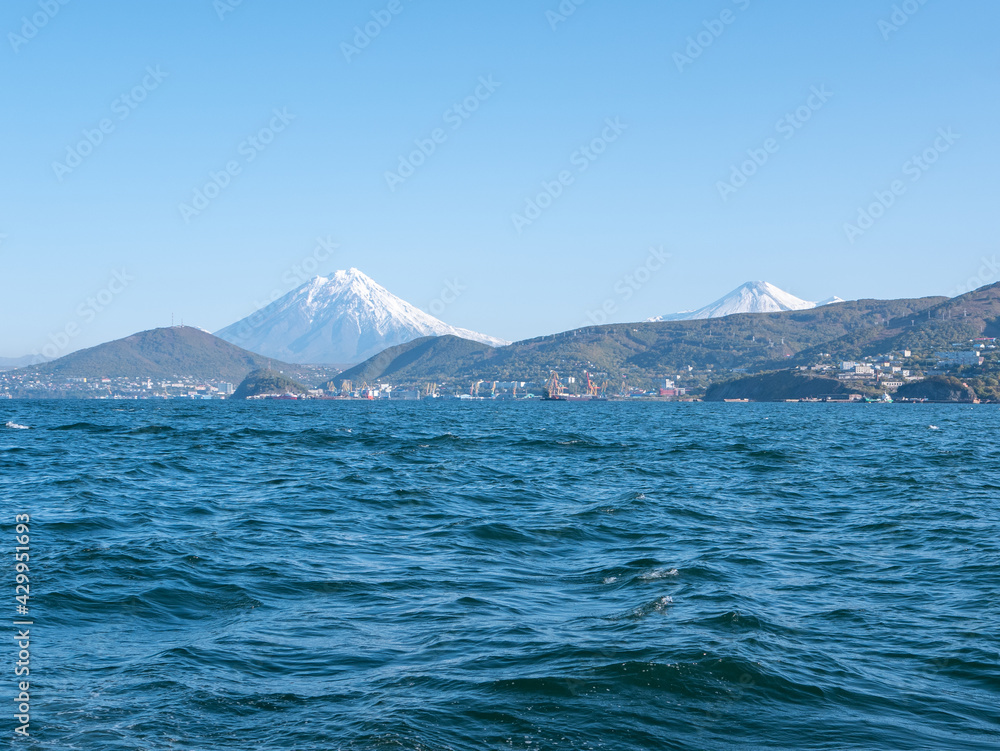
(2, 338, 994, 402)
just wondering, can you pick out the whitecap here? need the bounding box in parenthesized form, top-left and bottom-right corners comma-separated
(603, 576, 619, 585)
(631, 595, 674, 618)
(4, 421, 29, 430)
(639, 568, 679, 581)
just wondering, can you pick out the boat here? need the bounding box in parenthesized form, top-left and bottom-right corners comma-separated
(865, 393, 893, 403)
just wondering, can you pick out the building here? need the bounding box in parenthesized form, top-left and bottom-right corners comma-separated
(937, 351, 984, 367)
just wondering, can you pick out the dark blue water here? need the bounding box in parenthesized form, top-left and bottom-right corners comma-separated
(2, 401, 999, 750)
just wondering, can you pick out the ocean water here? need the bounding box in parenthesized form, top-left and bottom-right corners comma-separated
(2, 400, 999, 750)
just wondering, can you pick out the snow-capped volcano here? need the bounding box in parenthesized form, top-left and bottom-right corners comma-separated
(216, 269, 508, 364)
(649, 281, 843, 322)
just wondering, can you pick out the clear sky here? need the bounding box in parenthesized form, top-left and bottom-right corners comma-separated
(1, 0, 998, 358)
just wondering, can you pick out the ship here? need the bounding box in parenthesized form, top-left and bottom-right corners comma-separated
(865, 393, 894, 403)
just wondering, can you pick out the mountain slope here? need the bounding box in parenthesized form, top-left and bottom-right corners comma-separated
(787, 282, 1000, 366)
(339, 295, 949, 386)
(650, 281, 839, 321)
(336, 335, 493, 385)
(216, 269, 507, 364)
(20, 326, 296, 381)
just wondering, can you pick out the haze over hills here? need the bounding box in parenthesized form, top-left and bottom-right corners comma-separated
(0, 355, 41, 370)
(215, 268, 508, 365)
(650, 281, 844, 321)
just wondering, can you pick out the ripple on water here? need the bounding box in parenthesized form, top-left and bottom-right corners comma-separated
(7, 400, 999, 750)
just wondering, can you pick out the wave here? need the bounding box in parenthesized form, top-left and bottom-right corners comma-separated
(50, 421, 117, 433)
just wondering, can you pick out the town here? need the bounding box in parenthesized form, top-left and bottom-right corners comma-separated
(3, 338, 995, 402)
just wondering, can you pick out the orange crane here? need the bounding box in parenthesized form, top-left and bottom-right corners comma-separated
(545, 371, 565, 399)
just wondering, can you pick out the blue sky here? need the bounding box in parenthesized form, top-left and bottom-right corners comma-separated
(1, 0, 998, 358)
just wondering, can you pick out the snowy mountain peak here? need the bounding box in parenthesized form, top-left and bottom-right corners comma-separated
(216, 269, 508, 364)
(649, 281, 841, 322)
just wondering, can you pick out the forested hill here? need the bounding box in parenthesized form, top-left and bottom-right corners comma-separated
(336, 293, 968, 385)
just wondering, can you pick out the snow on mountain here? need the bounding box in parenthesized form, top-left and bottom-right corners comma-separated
(216, 268, 508, 364)
(648, 281, 842, 322)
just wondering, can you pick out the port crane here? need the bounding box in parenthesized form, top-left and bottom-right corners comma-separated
(585, 370, 604, 397)
(545, 371, 565, 399)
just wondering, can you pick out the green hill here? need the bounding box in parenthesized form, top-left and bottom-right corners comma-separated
(789, 283, 1000, 366)
(329, 283, 1000, 390)
(23, 326, 297, 381)
(335, 295, 954, 386)
(232, 369, 311, 399)
(895, 375, 976, 402)
(705, 371, 866, 402)
(336, 335, 492, 386)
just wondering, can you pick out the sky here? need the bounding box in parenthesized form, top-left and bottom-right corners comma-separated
(1, 0, 998, 358)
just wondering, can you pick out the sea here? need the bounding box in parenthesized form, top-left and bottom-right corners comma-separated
(2, 400, 998, 750)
